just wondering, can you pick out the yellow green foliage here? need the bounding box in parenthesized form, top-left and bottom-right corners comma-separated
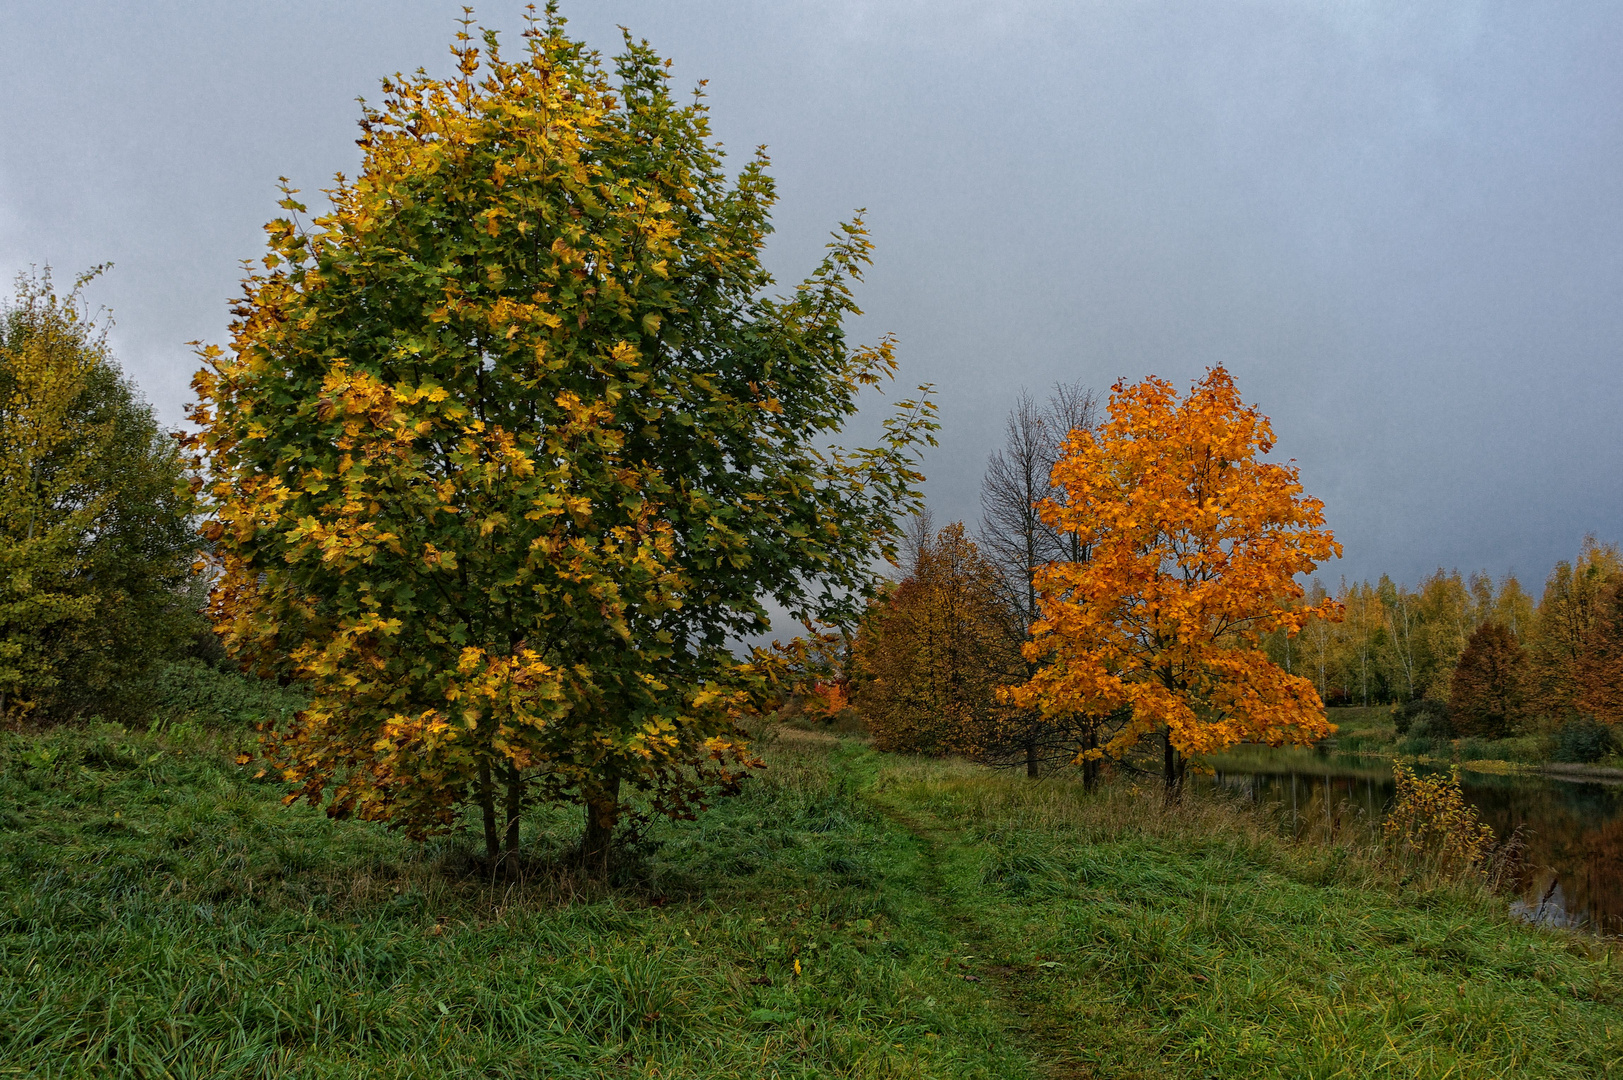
(1529, 537, 1622, 720)
(0, 269, 197, 721)
(186, 13, 933, 862)
(1384, 763, 1497, 878)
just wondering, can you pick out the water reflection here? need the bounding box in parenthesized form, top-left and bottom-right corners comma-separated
(1198, 748, 1623, 936)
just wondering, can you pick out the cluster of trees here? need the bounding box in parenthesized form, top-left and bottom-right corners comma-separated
(1264, 540, 1621, 741)
(840, 367, 1622, 771)
(848, 387, 1111, 783)
(15, 12, 1616, 872)
(0, 269, 200, 723)
(847, 368, 1342, 795)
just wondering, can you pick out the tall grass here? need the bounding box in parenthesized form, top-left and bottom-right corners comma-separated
(0, 721, 1027, 1078)
(3, 716, 1620, 1077)
(871, 751, 1623, 1078)
(147, 658, 306, 731)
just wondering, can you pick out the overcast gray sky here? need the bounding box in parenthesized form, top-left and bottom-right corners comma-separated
(3, 1, 1620, 591)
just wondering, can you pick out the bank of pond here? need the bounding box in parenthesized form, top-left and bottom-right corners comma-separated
(1205, 743, 1623, 936)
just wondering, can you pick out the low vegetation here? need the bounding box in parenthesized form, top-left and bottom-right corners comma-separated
(4, 700, 1621, 1078)
(1326, 705, 1623, 771)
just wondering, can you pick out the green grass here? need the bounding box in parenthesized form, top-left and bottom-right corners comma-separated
(876, 760, 1623, 1077)
(0, 724, 1024, 1079)
(146, 658, 306, 733)
(3, 715, 1621, 1078)
(1327, 706, 1557, 767)
(1323, 705, 1396, 751)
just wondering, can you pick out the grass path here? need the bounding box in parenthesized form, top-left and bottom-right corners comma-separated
(871, 797, 1091, 1080)
(862, 752, 1623, 1078)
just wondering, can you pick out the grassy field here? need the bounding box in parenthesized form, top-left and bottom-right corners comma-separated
(4, 703, 1623, 1077)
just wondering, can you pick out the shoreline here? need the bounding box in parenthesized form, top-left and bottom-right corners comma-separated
(1220, 741, 1623, 784)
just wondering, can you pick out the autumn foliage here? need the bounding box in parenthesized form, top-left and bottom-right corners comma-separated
(1009, 367, 1342, 792)
(771, 618, 856, 725)
(1, 270, 198, 722)
(1530, 539, 1622, 724)
(1448, 622, 1530, 738)
(1384, 763, 1498, 878)
(186, 15, 932, 865)
(853, 522, 1022, 757)
(1576, 581, 1623, 727)
(1255, 539, 1623, 743)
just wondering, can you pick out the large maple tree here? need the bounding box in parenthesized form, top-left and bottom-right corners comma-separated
(187, 13, 933, 868)
(1009, 367, 1341, 795)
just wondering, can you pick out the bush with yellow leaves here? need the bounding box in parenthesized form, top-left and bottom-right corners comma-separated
(1383, 763, 1498, 879)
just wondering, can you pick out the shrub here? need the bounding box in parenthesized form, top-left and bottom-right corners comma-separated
(1393, 697, 1450, 738)
(1549, 715, 1614, 764)
(1384, 763, 1495, 878)
(1410, 713, 1454, 744)
(1397, 735, 1440, 758)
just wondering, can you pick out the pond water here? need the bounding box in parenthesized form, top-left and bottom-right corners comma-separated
(1198, 747, 1623, 936)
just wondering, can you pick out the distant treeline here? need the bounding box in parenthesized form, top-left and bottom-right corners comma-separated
(1266, 538, 1621, 727)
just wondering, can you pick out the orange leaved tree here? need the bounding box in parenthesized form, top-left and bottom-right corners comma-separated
(1009, 367, 1342, 796)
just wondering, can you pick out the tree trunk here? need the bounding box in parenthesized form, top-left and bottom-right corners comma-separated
(503, 762, 524, 858)
(1025, 740, 1039, 779)
(1082, 725, 1099, 793)
(579, 776, 621, 876)
(1163, 734, 1186, 804)
(478, 757, 499, 863)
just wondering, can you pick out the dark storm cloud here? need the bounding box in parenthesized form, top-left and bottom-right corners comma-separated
(3, 1, 1619, 589)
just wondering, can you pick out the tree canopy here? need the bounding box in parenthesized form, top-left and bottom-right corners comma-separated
(852, 520, 1020, 758)
(186, 12, 933, 866)
(1009, 367, 1341, 794)
(0, 269, 198, 722)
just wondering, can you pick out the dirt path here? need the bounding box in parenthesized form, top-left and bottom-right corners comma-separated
(874, 800, 1095, 1080)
